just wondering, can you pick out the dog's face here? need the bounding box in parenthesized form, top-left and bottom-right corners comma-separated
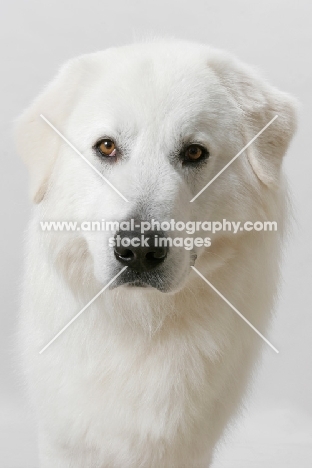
(16, 41, 297, 293)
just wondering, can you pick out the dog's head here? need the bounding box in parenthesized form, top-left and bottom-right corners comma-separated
(16, 40, 297, 293)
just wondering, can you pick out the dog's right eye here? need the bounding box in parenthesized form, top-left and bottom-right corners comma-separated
(95, 139, 117, 158)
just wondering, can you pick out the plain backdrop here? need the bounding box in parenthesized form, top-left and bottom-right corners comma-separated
(1, 1, 311, 467)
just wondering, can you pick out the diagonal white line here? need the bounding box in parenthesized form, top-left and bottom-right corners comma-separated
(39, 266, 127, 354)
(191, 266, 279, 353)
(40, 114, 129, 202)
(190, 115, 278, 202)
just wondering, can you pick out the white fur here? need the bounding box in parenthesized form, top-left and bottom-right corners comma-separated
(16, 39, 297, 467)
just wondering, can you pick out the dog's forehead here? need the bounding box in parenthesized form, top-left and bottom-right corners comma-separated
(67, 44, 239, 147)
(79, 48, 227, 120)
(105, 51, 214, 97)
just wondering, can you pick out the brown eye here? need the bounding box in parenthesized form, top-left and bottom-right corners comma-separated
(183, 144, 208, 164)
(186, 145, 202, 160)
(96, 139, 116, 157)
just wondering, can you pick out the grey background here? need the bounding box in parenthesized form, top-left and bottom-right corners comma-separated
(1, 1, 311, 466)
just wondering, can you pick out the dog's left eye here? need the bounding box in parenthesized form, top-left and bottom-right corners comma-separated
(95, 139, 116, 157)
(182, 144, 209, 165)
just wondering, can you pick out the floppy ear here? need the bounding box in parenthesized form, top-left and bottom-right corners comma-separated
(209, 53, 298, 187)
(15, 57, 90, 203)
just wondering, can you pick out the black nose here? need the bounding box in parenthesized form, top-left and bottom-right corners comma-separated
(114, 230, 168, 272)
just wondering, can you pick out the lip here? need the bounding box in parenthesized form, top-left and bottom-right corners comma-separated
(111, 273, 166, 292)
(125, 280, 150, 288)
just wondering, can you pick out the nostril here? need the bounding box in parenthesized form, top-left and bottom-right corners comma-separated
(120, 249, 134, 260)
(114, 246, 135, 261)
(145, 250, 167, 261)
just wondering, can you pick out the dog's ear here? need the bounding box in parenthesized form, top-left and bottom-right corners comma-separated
(15, 57, 91, 203)
(210, 53, 298, 187)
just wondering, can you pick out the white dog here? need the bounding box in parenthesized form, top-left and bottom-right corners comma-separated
(16, 39, 297, 467)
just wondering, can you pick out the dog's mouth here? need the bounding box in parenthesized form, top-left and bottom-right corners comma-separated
(125, 280, 150, 288)
(111, 268, 169, 292)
